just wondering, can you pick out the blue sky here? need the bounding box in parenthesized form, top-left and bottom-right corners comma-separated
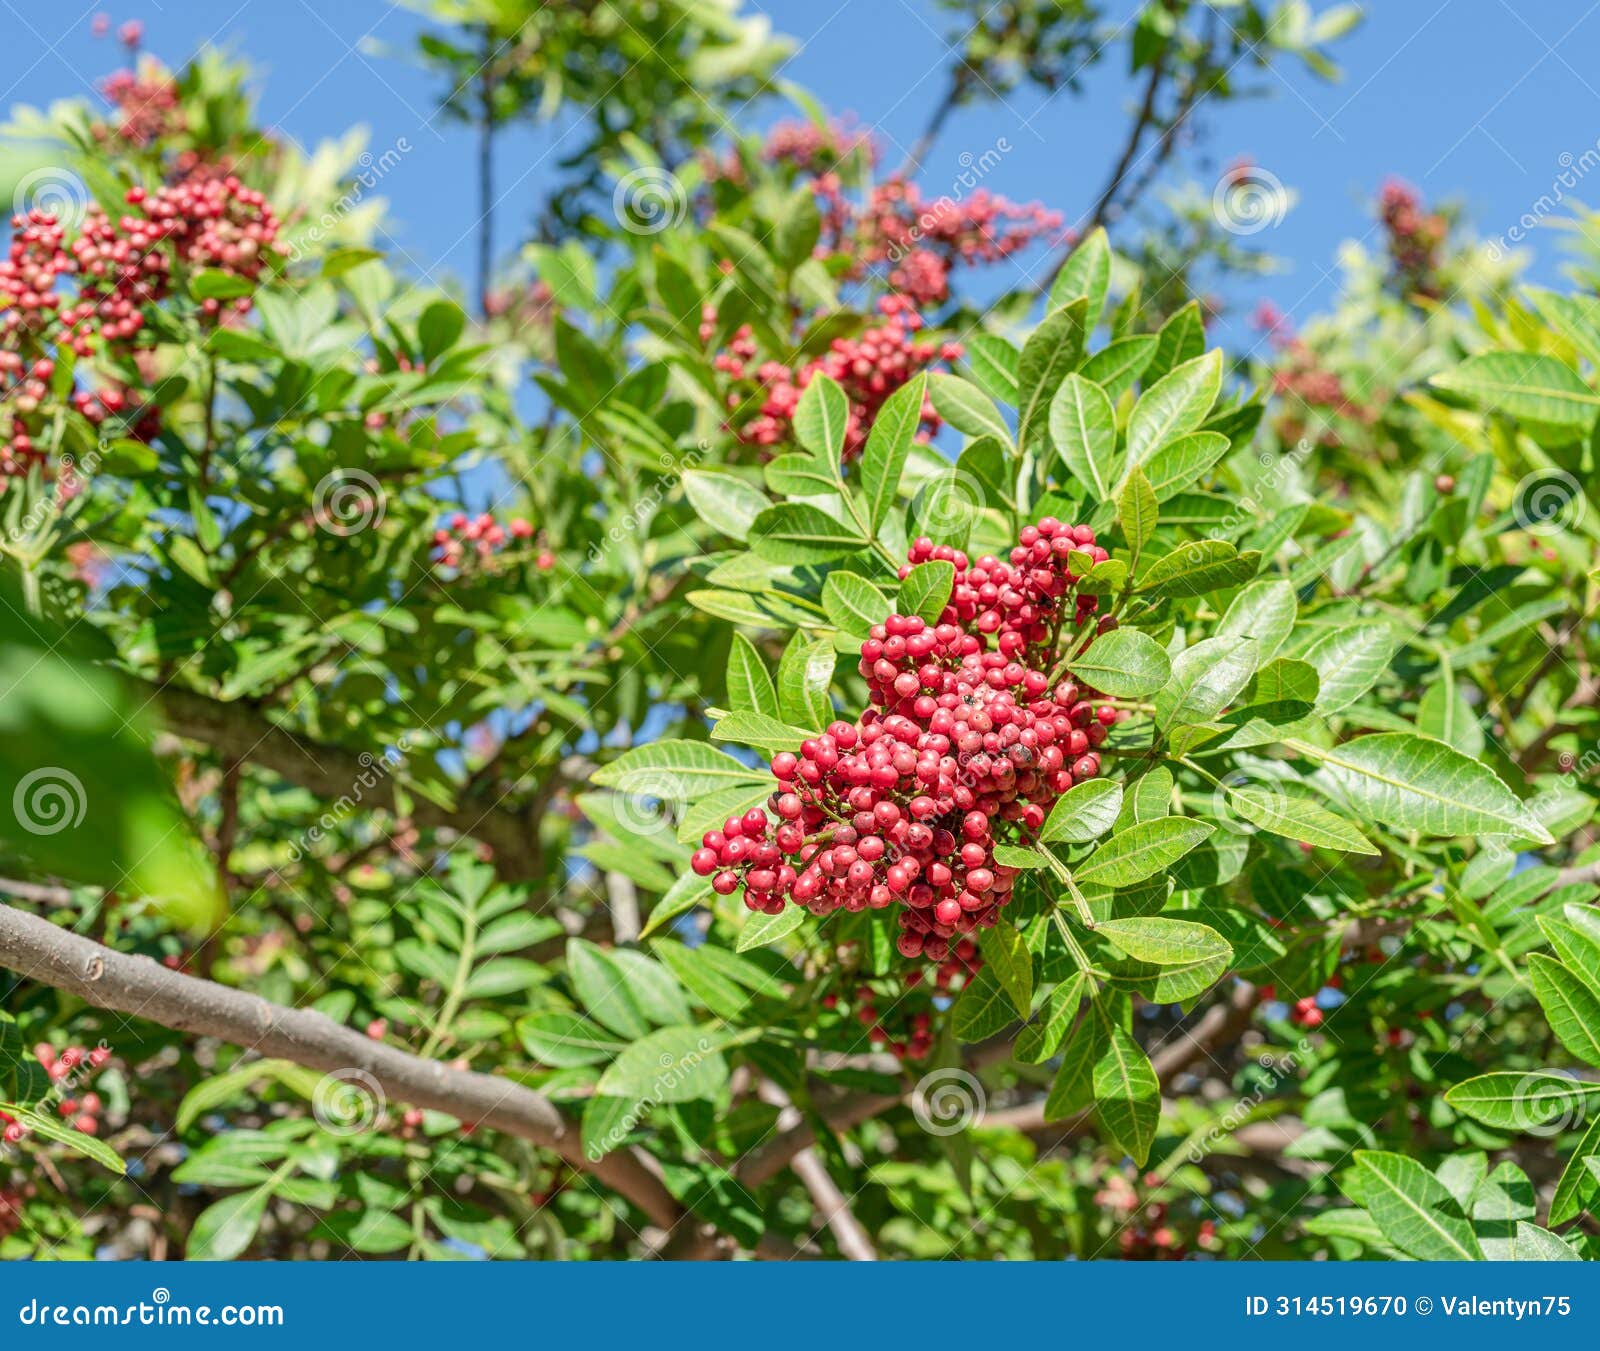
(4, 0, 1598, 333)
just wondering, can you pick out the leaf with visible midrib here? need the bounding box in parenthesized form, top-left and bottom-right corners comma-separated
(1049, 374, 1118, 498)
(1304, 732, 1554, 843)
(1353, 1151, 1483, 1261)
(1095, 916, 1231, 967)
(1091, 1013, 1159, 1164)
(1528, 955, 1600, 1067)
(1077, 817, 1214, 887)
(859, 373, 925, 530)
(1065, 629, 1170, 698)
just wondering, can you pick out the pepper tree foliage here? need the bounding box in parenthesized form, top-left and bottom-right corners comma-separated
(0, 3, 1597, 1263)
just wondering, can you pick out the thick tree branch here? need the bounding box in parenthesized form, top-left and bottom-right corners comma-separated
(143, 681, 547, 882)
(0, 903, 678, 1229)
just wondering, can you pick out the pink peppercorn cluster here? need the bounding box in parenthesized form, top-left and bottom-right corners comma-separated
(713, 294, 961, 460)
(1, 179, 281, 484)
(824, 981, 938, 1060)
(0, 1043, 114, 1141)
(692, 518, 1120, 969)
(96, 63, 183, 147)
(431, 512, 551, 571)
(1378, 178, 1447, 300)
(843, 177, 1064, 306)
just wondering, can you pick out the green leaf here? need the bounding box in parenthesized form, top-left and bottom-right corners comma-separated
(596, 1027, 730, 1104)
(776, 633, 835, 730)
(898, 560, 955, 624)
(1528, 955, 1600, 1067)
(727, 633, 779, 718)
(928, 373, 1011, 443)
(1123, 351, 1222, 479)
(951, 967, 1016, 1041)
(1512, 1222, 1580, 1261)
(1353, 1151, 1483, 1260)
(749, 503, 868, 564)
(860, 373, 926, 530)
(418, 300, 467, 363)
(1142, 431, 1230, 500)
(1016, 974, 1087, 1063)
(794, 373, 849, 464)
(1216, 579, 1297, 662)
(1065, 629, 1171, 698)
(3, 1106, 125, 1174)
(641, 872, 713, 938)
(1155, 636, 1258, 729)
(189, 1187, 269, 1260)
(821, 572, 891, 635)
(1091, 1012, 1160, 1164)
(963, 333, 1019, 404)
(736, 905, 807, 952)
(175, 1059, 323, 1131)
(1018, 299, 1088, 452)
(1096, 917, 1231, 967)
(1044, 1014, 1104, 1120)
(1077, 818, 1214, 887)
(1444, 1071, 1600, 1130)
(978, 921, 1033, 1018)
(1040, 778, 1124, 844)
(1431, 351, 1599, 433)
(1224, 785, 1378, 854)
(1549, 1112, 1600, 1224)
(682, 470, 770, 541)
(593, 741, 768, 800)
(517, 1011, 625, 1067)
(1541, 914, 1600, 997)
(567, 939, 651, 1039)
(609, 950, 692, 1028)
(1080, 335, 1156, 399)
(1306, 733, 1554, 843)
(1049, 227, 1111, 327)
(581, 1095, 642, 1160)
(1138, 540, 1259, 597)
(1418, 679, 1485, 757)
(1303, 624, 1395, 713)
(189, 268, 255, 301)
(712, 710, 817, 756)
(1118, 466, 1158, 557)
(1049, 373, 1119, 498)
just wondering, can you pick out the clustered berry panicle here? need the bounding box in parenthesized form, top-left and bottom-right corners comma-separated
(712, 294, 960, 459)
(693, 519, 1119, 983)
(1, 176, 281, 483)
